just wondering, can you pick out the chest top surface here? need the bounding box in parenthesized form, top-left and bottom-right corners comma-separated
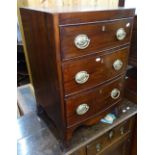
(20, 6, 135, 14)
(20, 6, 135, 26)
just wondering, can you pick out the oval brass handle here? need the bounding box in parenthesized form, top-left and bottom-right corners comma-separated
(113, 59, 123, 71)
(96, 143, 102, 152)
(111, 88, 120, 100)
(109, 130, 114, 139)
(116, 28, 126, 40)
(74, 34, 90, 49)
(75, 71, 89, 84)
(76, 103, 89, 115)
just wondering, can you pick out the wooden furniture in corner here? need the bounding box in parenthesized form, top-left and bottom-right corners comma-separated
(20, 6, 135, 145)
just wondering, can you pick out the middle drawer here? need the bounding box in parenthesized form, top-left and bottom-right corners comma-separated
(62, 47, 129, 96)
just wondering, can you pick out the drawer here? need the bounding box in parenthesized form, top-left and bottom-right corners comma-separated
(62, 47, 129, 96)
(60, 18, 133, 60)
(105, 120, 131, 144)
(86, 119, 131, 155)
(65, 76, 124, 126)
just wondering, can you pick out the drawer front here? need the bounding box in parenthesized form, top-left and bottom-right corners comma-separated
(65, 76, 124, 126)
(60, 18, 133, 60)
(86, 119, 131, 155)
(62, 47, 129, 96)
(105, 120, 131, 145)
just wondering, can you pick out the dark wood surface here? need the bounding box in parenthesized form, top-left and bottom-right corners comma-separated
(59, 8, 135, 25)
(66, 76, 124, 126)
(20, 9, 66, 140)
(131, 117, 137, 155)
(60, 18, 133, 60)
(129, 15, 137, 67)
(20, 6, 135, 25)
(62, 47, 129, 96)
(125, 67, 137, 104)
(86, 133, 130, 155)
(20, 7, 135, 144)
(17, 105, 136, 155)
(99, 134, 131, 155)
(86, 118, 133, 155)
(17, 84, 137, 155)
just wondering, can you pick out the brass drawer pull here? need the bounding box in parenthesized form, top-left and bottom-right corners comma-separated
(96, 143, 102, 152)
(113, 59, 123, 71)
(74, 34, 90, 49)
(109, 130, 114, 139)
(116, 28, 126, 40)
(111, 88, 120, 100)
(76, 103, 89, 115)
(75, 71, 89, 84)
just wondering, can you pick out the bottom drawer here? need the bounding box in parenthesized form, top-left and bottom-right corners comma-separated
(86, 118, 132, 155)
(66, 76, 125, 126)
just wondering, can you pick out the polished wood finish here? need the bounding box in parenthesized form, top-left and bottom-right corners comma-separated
(20, 6, 135, 144)
(59, 8, 135, 25)
(17, 84, 137, 155)
(63, 47, 129, 95)
(60, 18, 133, 60)
(20, 9, 66, 139)
(66, 76, 124, 126)
(131, 117, 137, 155)
(125, 67, 137, 104)
(86, 117, 135, 155)
(129, 15, 137, 67)
(101, 135, 131, 155)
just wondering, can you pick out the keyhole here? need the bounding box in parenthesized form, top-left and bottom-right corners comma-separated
(102, 25, 106, 31)
(101, 58, 104, 64)
(99, 89, 102, 94)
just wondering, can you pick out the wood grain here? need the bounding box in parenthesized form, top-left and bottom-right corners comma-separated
(20, 6, 135, 144)
(20, 9, 66, 139)
(86, 119, 132, 155)
(60, 18, 133, 60)
(129, 15, 137, 67)
(65, 76, 125, 126)
(62, 47, 129, 96)
(59, 9, 135, 25)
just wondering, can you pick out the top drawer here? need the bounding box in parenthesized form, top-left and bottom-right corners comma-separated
(60, 18, 133, 60)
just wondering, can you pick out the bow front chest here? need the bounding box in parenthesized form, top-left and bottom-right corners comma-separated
(20, 6, 135, 144)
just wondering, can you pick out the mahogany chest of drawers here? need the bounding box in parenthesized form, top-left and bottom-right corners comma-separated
(20, 6, 135, 144)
